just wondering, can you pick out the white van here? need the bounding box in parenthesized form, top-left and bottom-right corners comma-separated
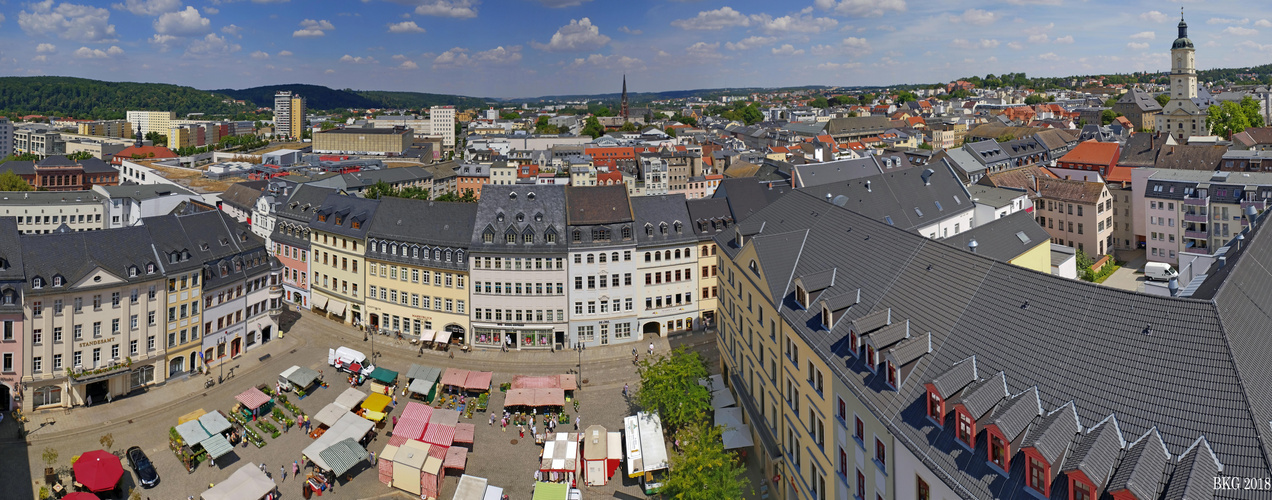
(1144, 262, 1179, 282)
(328, 347, 374, 376)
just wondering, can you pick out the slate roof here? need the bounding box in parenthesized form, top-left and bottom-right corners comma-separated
(711, 178, 789, 222)
(1106, 428, 1170, 500)
(981, 165, 1059, 197)
(938, 148, 986, 179)
(1117, 132, 1164, 168)
(310, 192, 379, 239)
(1036, 178, 1106, 204)
(564, 185, 632, 226)
(956, 371, 1009, 420)
(470, 184, 566, 254)
(366, 197, 478, 248)
(685, 198, 733, 241)
(144, 209, 270, 290)
(1163, 437, 1222, 500)
(20, 226, 162, 295)
(717, 188, 1272, 499)
(271, 184, 334, 248)
(927, 356, 977, 400)
(1033, 128, 1076, 151)
(802, 165, 972, 232)
(1155, 144, 1227, 171)
(964, 140, 1010, 166)
(942, 211, 1049, 263)
(1116, 89, 1163, 112)
(983, 387, 1043, 442)
(849, 308, 891, 335)
(38, 155, 118, 173)
(825, 116, 891, 136)
(965, 184, 1028, 208)
(998, 137, 1047, 160)
(1020, 401, 1081, 472)
(1061, 414, 1125, 490)
(631, 194, 694, 248)
(793, 156, 912, 188)
(218, 183, 264, 212)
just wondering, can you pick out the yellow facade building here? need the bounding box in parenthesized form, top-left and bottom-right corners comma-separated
(308, 193, 378, 326)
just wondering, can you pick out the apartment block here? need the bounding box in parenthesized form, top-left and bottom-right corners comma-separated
(1032, 178, 1114, 256)
(125, 111, 175, 137)
(0, 190, 106, 234)
(78, 120, 134, 139)
(0, 118, 14, 159)
(1140, 169, 1271, 266)
(14, 126, 65, 159)
(431, 105, 456, 149)
(271, 185, 331, 310)
(313, 126, 412, 156)
(565, 186, 639, 348)
(273, 91, 306, 139)
(309, 193, 378, 326)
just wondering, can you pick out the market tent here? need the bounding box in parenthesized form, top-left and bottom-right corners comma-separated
(453, 423, 476, 444)
(714, 407, 754, 450)
(540, 433, 580, 472)
(235, 387, 271, 410)
(363, 410, 387, 422)
(392, 440, 431, 496)
(511, 374, 577, 391)
(369, 367, 399, 385)
(423, 423, 455, 448)
(400, 402, 433, 423)
(464, 371, 493, 392)
(558, 374, 577, 391)
(503, 389, 533, 407)
(444, 446, 468, 471)
(583, 425, 608, 486)
(392, 417, 428, 441)
(178, 408, 207, 425)
(377, 444, 398, 485)
(175, 419, 211, 445)
(199, 434, 234, 460)
(319, 438, 368, 476)
(483, 485, 505, 500)
(284, 366, 321, 389)
(198, 411, 233, 436)
(362, 393, 392, 413)
(333, 388, 367, 410)
(201, 463, 275, 500)
(537, 388, 565, 407)
(304, 412, 374, 472)
(408, 378, 436, 399)
(453, 474, 487, 500)
(422, 456, 444, 498)
(315, 402, 351, 428)
(430, 408, 461, 427)
(710, 388, 736, 409)
(441, 368, 469, 388)
(532, 481, 568, 500)
(406, 364, 442, 384)
(73, 450, 123, 493)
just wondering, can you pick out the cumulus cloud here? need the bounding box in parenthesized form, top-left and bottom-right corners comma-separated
(293, 18, 333, 37)
(413, 0, 478, 19)
(36, 43, 57, 53)
(1236, 40, 1272, 52)
(1053, 35, 1073, 44)
(811, 36, 870, 55)
(812, 0, 905, 17)
(751, 10, 838, 34)
(204, 6, 218, 14)
(1207, 17, 1248, 25)
(432, 45, 522, 67)
(18, 1, 118, 43)
(387, 20, 425, 33)
(685, 41, 723, 60)
(569, 53, 643, 69)
(1256, 19, 1272, 28)
(339, 54, 375, 63)
(277, 50, 293, 56)
(111, 0, 179, 16)
(1027, 33, 1049, 44)
(617, 26, 642, 35)
(531, 17, 609, 51)
(1127, 42, 1149, 50)
(153, 6, 210, 35)
(670, 6, 750, 30)
(250, 50, 269, 59)
(1224, 26, 1258, 36)
(816, 61, 861, 70)
(951, 38, 999, 49)
(1140, 11, 1168, 23)
(399, 60, 418, 69)
(953, 8, 997, 26)
(1007, 41, 1023, 50)
(185, 33, 239, 57)
(1038, 52, 1059, 61)
(771, 44, 804, 55)
(724, 36, 776, 51)
(537, 0, 590, 6)
(148, 33, 177, 51)
(73, 45, 124, 58)
(1129, 31, 1155, 40)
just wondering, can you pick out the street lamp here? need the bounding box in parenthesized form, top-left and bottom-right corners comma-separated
(218, 338, 226, 383)
(575, 341, 584, 388)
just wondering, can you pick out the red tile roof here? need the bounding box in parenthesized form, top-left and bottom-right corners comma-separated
(1058, 140, 1120, 166)
(112, 145, 177, 164)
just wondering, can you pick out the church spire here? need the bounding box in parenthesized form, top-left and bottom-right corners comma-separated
(1178, 7, 1188, 38)
(621, 74, 629, 122)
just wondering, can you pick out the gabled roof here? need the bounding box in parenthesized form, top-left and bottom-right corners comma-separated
(218, 183, 264, 211)
(1058, 140, 1120, 166)
(803, 165, 971, 232)
(964, 139, 1010, 165)
(632, 194, 694, 247)
(927, 356, 977, 400)
(983, 387, 1043, 442)
(1115, 89, 1163, 112)
(981, 164, 1059, 197)
(1036, 178, 1106, 204)
(1061, 414, 1125, 490)
(1106, 428, 1170, 500)
(1021, 401, 1082, 468)
(366, 197, 478, 248)
(564, 185, 632, 226)
(1162, 436, 1223, 500)
(1155, 144, 1227, 171)
(941, 211, 1049, 263)
(956, 371, 1009, 420)
(849, 308, 891, 334)
(310, 192, 379, 239)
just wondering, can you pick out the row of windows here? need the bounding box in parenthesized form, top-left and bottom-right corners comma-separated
(274, 243, 307, 262)
(575, 322, 632, 342)
(473, 257, 564, 270)
(320, 251, 359, 273)
(643, 269, 693, 286)
(475, 281, 565, 296)
(16, 213, 102, 225)
(474, 308, 564, 323)
(30, 311, 154, 345)
(573, 251, 633, 264)
(369, 240, 464, 264)
(316, 273, 358, 297)
(372, 264, 464, 288)
(30, 288, 157, 317)
(368, 285, 465, 313)
(575, 274, 633, 290)
(574, 299, 634, 315)
(314, 233, 358, 252)
(645, 294, 691, 310)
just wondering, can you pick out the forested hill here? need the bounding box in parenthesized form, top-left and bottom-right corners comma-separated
(0, 76, 248, 119)
(211, 84, 491, 111)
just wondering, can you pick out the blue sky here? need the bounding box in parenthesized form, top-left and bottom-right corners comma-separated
(0, 0, 1268, 98)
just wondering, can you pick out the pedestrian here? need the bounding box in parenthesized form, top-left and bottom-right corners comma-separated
(260, 462, 266, 472)
(632, 347, 637, 358)
(86, 395, 92, 407)
(489, 414, 495, 426)
(393, 415, 398, 429)
(649, 342, 654, 355)
(293, 461, 299, 477)
(519, 425, 524, 438)
(574, 415, 580, 430)
(281, 465, 286, 482)
(623, 383, 628, 397)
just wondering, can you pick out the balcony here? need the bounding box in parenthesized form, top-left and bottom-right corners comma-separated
(1183, 214, 1207, 223)
(1183, 197, 1208, 206)
(1184, 230, 1208, 239)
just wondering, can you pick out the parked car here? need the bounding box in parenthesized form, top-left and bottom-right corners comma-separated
(126, 446, 159, 488)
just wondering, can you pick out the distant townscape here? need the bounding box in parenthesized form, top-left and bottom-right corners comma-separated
(3, 12, 1272, 500)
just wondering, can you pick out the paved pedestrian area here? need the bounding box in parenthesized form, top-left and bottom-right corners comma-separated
(1, 310, 766, 499)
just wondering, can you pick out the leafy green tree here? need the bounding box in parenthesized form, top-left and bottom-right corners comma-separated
(619, 121, 639, 133)
(1076, 248, 1094, 280)
(830, 95, 859, 106)
(635, 346, 711, 432)
(1104, 97, 1119, 108)
(671, 114, 697, 127)
(0, 170, 34, 191)
(593, 106, 613, 117)
(1155, 94, 1170, 107)
(662, 421, 749, 500)
(582, 117, 605, 138)
(499, 111, 521, 120)
(1207, 97, 1265, 137)
(1024, 94, 1047, 105)
(364, 180, 394, 199)
(895, 91, 918, 104)
(65, 151, 94, 161)
(859, 92, 876, 104)
(1101, 109, 1121, 126)
(664, 127, 677, 138)
(808, 97, 829, 108)
(0, 153, 40, 163)
(144, 131, 167, 146)
(918, 142, 933, 150)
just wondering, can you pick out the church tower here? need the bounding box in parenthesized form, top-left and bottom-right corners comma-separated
(1170, 10, 1197, 100)
(621, 74, 629, 122)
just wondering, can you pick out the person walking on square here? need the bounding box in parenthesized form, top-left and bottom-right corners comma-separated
(648, 342, 654, 355)
(281, 465, 286, 482)
(574, 415, 580, 430)
(623, 383, 628, 398)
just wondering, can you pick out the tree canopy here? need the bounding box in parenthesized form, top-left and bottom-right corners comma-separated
(1207, 97, 1266, 137)
(619, 121, 639, 132)
(1101, 109, 1122, 126)
(582, 117, 605, 138)
(65, 151, 94, 161)
(807, 96, 829, 108)
(635, 346, 711, 432)
(1024, 94, 1047, 105)
(662, 421, 750, 500)
(1155, 94, 1171, 107)
(0, 170, 34, 191)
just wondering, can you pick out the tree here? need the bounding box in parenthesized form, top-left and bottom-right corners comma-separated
(859, 92, 876, 104)
(635, 346, 711, 432)
(1024, 94, 1047, 105)
(664, 127, 678, 138)
(499, 111, 521, 120)
(582, 117, 605, 138)
(1076, 248, 1094, 280)
(808, 97, 829, 108)
(65, 151, 95, 161)
(363, 180, 394, 200)
(0, 153, 40, 163)
(320, 121, 336, 131)
(662, 421, 750, 500)
(830, 95, 859, 106)
(42, 447, 59, 470)
(1155, 94, 1170, 107)
(0, 171, 33, 191)
(671, 114, 697, 127)
(619, 121, 639, 133)
(1101, 109, 1121, 126)
(144, 131, 167, 146)
(1104, 96, 1119, 108)
(1207, 97, 1265, 137)
(895, 91, 918, 104)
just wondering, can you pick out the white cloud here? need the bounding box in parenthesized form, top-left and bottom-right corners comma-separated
(153, 6, 210, 35)
(812, 0, 905, 17)
(339, 54, 375, 63)
(250, 50, 269, 59)
(771, 44, 803, 55)
(18, 1, 118, 43)
(751, 10, 837, 34)
(111, 0, 179, 16)
(1255, 19, 1272, 28)
(392, 54, 407, 60)
(1140, 11, 1168, 23)
(433, 47, 468, 66)
(1224, 26, 1258, 36)
(204, 6, 218, 14)
(569, 53, 644, 69)
(952, 8, 997, 26)
(685, 41, 722, 59)
(1129, 31, 1155, 40)
(537, 0, 590, 6)
(1027, 33, 1048, 44)
(1127, 42, 1149, 50)
(1207, 17, 1248, 25)
(811, 36, 870, 55)
(617, 26, 642, 35)
(951, 38, 999, 49)
(277, 50, 293, 56)
(432, 45, 521, 67)
(73, 45, 124, 58)
(414, 0, 478, 19)
(325, 69, 335, 74)
(293, 18, 333, 37)
(531, 17, 609, 51)
(387, 21, 425, 33)
(185, 33, 239, 57)
(399, 60, 418, 69)
(1236, 40, 1272, 52)
(670, 6, 750, 30)
(32, 55, 47, 62)
(36, 43, 57, 53)
(148, 33, 177, 51)
(724, 35, 775, 51)
(1038, 52, 1059, 61)
(1054, 35, 1073, 44)
(1007, 41, 1023, 50)
(816, 62, 861, 70)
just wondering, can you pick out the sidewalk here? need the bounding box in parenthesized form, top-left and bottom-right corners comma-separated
(20, 332, 306, 443)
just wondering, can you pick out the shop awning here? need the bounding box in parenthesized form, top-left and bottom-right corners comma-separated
(429, 408, 461, 427)
(284, 366, 321, 389)
(454, 423, 476, 444)
(333, 388, 367, 410)
(464, 371, 493, 391)
(433, 329, 453, 343)
(406, 363, 441, 383)
(198, 411, 233, 436)
(400, 401, 433, 422)
(441, 367, 469, 388)
(311, 294, 329, 311)
(201, 463, 275, 500)
(199, 434, 234, 460)
(362, 410, 386, 422)
(711, 388, 736, 409)
(391, 417, 427, 441)
(443, 445, 469, 470)
(532, 481, 569, 500)
(504, 388, 564, 408)
(369, 367, 398, 385)
(176, 419, 211, 445)
(315, 402, 350, 428)
(318, 438, 367, 476)
(235, 387, 271, 410)
(408, 378, 434, 396)
(423, 423, 455, 448)
(715, 407, 754, 450)
(362, 393, 392, 413)
(327, 299, 347, 317)
(558, 374, 577, 391)
(453, 474, 487, 500)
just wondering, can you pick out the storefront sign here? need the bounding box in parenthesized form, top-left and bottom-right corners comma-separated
(78, 337, 118, 348)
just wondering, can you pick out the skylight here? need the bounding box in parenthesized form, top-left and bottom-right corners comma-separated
(1016, 231, 1031, 244)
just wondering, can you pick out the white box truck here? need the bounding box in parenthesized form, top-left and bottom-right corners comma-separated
(328, 347, 374, 376)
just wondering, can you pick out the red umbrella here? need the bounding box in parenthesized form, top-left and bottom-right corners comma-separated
(73, 450, 123, 492)
(63, 493, 100, 500)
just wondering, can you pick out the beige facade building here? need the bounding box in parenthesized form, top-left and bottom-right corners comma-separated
(125, 111, 175, 137)
(313, 127, 413, 156)
(78, 120, 134, 139)
(309, 193, 378, 326)
(1033, 178, 1115, 256)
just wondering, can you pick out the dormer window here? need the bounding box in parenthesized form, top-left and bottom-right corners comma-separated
(621, 226, 631, 239)
(516, 213, 525, 222)
(129, 266, 138, 277)
(887, 361, 898, 388)
(572, 230, 581, 242)
(32, 277, 43, 289)
(352, 221, 360, 230)
(795, 285, 807, 309)
(318, 214, 327, 222)
(822, 305, 833, 330)
(497, 213, 505, 223)
(527, 192, 535, 200)
(866, 345, 876, 371)
(659, 222, 668, 234)
(645, 223, 653, 236)
(483, 229, 495, 243)
(334, 217, 342, 226)
(674, 221, 682, 233)
(147, 264, 155, 274)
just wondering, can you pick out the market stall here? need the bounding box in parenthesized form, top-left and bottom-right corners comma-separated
(714, 407, 754, 450)
(303, 412, 374, 475)
(400, 401, 433, 423)
(453, 423, 475, 445)
(463, 371, 493, 393)
(73, 450, 123, 493)
(423, 423, 455, 448)
(532, 481, 569, 500)
(422, 455, 444, 499)
(539, 432, 580, 485)
(178, 408, 207, 425)
(444, 445, 468, 474)
(279, 365, 321, 393)
(440, 368, 469, 393)
(201, 463, 277, 500)
(405, 364, 442, 402)
(377, 443, 398, 486)
(391, 416, 428, 441)
(199, 411, 234, 437)
(606, 431, 622, 480)
(583, 425, 608, 486)
(333, 388, 367, 411)
(360, 393, 392, 422)
(199, 434, 235, 462)
(318, 438, 368, 478)
(234, 387, 274, 419)
(392, 440, 430, 496)
(368, 367, 399, 395)
(452, 474, 487, 500)
(503, 388, 565, 409)
(510, 375, 577, 391)
(483, 485, 505, 500)
(314, 402, 352, 430)
(430, 408, 461, 428)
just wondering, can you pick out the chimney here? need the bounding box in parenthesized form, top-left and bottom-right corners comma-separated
(921, 168, 934, 185)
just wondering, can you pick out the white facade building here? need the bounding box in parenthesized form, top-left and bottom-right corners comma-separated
(632, 195, 699, 338)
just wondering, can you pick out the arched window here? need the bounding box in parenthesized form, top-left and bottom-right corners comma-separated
(645, 252, 652, 262)
(664, 250, 671, 260)
(654, 252, 661, 262)
(674, 249, 681, 259)
(599, 253, 607, 263)
(587, 254, 595, 264)
(611, 252, 619, 262)
(702, 245, 709, 255)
